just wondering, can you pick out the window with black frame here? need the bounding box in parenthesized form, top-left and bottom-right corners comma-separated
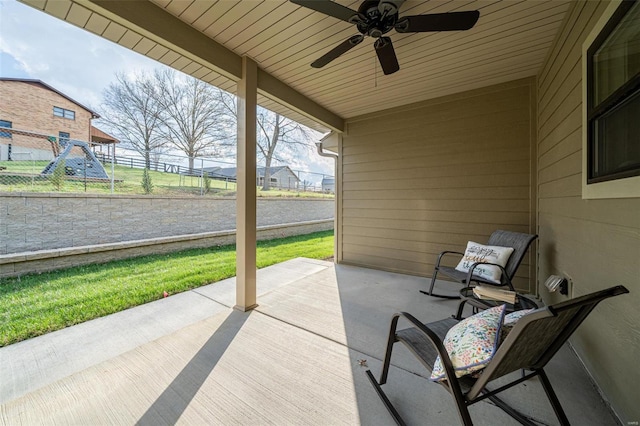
(587, 0, 640, 184)
(59, 131, 70, 144)
(0, 120, 11, 138)
(53, 106, 75, 120)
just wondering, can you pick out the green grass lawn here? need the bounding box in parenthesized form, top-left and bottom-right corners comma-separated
(0, 160, 236, 195)
(0, 230, 334, 347)
(0, 160, 333, 198)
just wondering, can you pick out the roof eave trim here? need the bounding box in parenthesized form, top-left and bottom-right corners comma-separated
(83, 0, 343, 132)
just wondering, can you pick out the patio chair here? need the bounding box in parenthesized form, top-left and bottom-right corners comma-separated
(421, 230, 538, 299)
(366, 285, 629, 426)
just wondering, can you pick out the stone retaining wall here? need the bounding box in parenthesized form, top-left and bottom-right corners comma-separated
(0, 219, 333, 278)
(0, 193, 334, 254)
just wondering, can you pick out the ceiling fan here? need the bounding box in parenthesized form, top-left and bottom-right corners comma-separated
(290, 0, 480, 75)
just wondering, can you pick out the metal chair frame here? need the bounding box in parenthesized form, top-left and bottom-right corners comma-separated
(421, 230, 538, 299)
(367, 285, 629, 425)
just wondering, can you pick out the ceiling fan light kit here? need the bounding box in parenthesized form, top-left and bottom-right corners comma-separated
(291, 0, 480, 75)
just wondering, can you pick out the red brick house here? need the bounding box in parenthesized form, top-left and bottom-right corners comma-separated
(0, 77, 109, 161)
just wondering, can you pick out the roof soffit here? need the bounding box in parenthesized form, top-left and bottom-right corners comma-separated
(18, 0, 571, 130)
(86, 0, 343, 132)
(19, 0, 342, 133)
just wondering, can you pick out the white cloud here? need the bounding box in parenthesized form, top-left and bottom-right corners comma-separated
(0, 0, 335, 176)
(0, 0, 158, 110)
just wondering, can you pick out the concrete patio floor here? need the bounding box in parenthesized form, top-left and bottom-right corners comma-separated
(0, 258, 618, 425)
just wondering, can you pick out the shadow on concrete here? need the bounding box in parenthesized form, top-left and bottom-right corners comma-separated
(136, 310, 249, 425)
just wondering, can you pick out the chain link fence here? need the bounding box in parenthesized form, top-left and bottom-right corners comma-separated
(0, 128, 334, 197)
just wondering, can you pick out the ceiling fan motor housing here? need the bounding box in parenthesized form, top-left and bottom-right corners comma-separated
(291, 0, 480, 75)
(356, 0, 398, 38)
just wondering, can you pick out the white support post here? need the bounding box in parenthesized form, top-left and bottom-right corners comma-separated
(111, 143, 115, 194)
(200, 158, 204, 196)
(235, 56, 258, 312)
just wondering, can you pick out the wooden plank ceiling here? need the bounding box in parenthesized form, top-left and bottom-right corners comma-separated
(20, 0, 570, 133)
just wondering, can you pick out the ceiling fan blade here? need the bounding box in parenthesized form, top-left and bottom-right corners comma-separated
(374, 37, 400, 75)
(311, 34, 364, 68)
(395, 10, 480, 33)
(378, 0, 405, 16)
(290, 0, 360, 23)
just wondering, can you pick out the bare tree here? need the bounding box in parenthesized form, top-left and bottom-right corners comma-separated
(256, 110, 310, 190)
(100, 72, 166, 168)
(154, 69, 233, 171)
(218, 91, 311, 191)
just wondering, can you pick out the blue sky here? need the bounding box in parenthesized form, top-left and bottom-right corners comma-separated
(0, 0, 333, 176)
(0, 0, 159, 109)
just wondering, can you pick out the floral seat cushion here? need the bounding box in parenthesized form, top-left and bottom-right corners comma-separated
(430, 304, 507, 381)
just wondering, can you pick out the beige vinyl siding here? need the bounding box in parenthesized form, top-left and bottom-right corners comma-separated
(536, 1, 640, 423)
(339, 78, 537, 292)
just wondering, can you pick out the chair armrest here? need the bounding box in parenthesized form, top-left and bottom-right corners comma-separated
(435, 251, 465, 267)
(390, 312, 463, 393)
(466, 262, 515, 291)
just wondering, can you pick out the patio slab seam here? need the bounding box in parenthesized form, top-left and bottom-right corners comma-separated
(0, 259, 619, 426)
(0, 258, 333, 405)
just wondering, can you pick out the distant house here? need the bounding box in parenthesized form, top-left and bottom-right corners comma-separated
(90, 125, 119, 154)
(0, 78, 116, 161)
(203, 166, 300, 189)
(321, 177, 335, 193)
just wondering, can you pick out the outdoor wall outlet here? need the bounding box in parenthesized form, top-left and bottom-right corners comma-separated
(545, 275, 569, 296)
(562, 273, 573, 298)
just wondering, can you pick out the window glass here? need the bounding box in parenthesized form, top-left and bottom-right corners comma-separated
(593, 90, 640, 178)
(593, 4, 640, 104)
(0, 119, 11, 138)
(59, 131, 70, 143)
(53, 106, 76, 120)
(588, 1, 640, 183)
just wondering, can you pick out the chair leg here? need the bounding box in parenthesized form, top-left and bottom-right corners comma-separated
(454, 299, 468, 320)
(380, 315, 400, 385)
(451, 389, 474, 426)
(484, 393, 537, 426)
(371, 366, 473, 426)
(365, 370, 407, 426)
(427, 269, 439, 294)
(420, 269, 461, 299)
(538, 369, 570, 426)
(371, 313, 473, 426)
